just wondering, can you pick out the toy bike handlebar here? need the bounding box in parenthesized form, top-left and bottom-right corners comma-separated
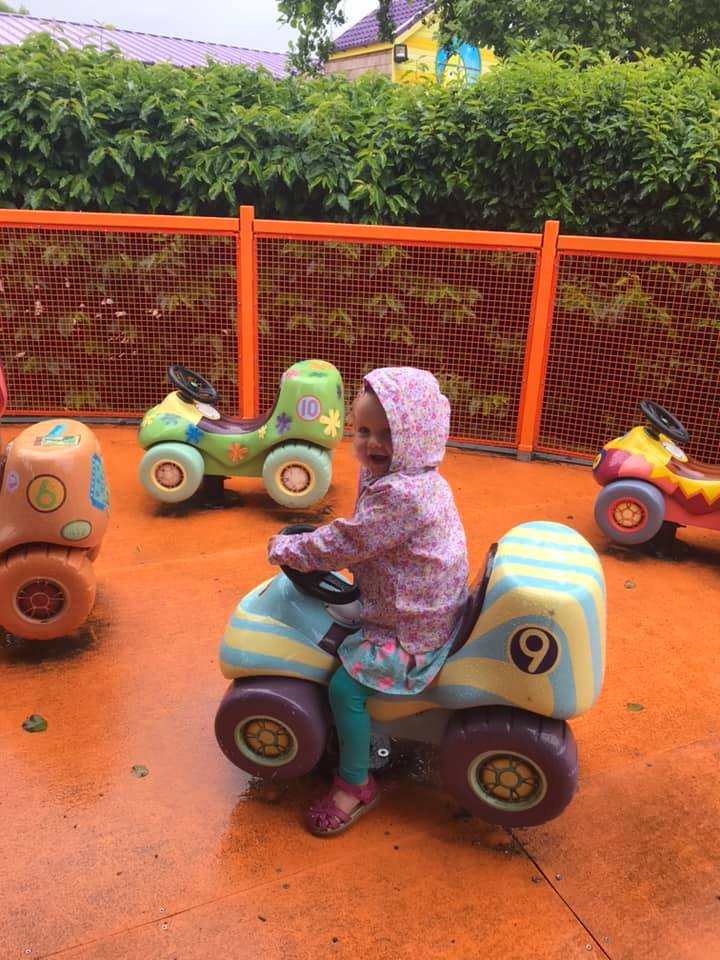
(278, 524, 360, 604)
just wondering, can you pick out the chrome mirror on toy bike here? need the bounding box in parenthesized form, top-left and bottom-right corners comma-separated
(278, 524, 360, 605)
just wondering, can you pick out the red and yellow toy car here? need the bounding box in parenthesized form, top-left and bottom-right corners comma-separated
(593, 400, 720, 548)
(0, 366, 110, 639)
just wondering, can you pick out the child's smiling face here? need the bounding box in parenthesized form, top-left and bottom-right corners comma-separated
(352, 389, 393, 476)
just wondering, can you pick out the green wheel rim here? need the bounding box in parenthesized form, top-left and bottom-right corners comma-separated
(139, 443, 204, 503)
(262, 443, 331, 508)
(235, 715, 299, 768)
(467, 750, 548, 813)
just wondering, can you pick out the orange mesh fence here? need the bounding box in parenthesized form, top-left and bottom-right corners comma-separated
(0, 216, 237, 418)
(4, 209, 720, 464)
(254, 223, 540, 446)
(538, 242, 720, 462)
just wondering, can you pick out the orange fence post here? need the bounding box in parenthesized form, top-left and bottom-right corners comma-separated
(237, 205, 258, 418)
(516, 219, 560, 459)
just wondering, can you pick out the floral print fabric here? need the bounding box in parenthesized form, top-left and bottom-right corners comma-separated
(268, 367, 468, 694)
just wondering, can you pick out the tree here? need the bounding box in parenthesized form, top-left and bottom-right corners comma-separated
(278, 0, 720, 72)
(434, 0, 720, 60)
(0, 1, 30, 11)
(278, 0, 394, 73)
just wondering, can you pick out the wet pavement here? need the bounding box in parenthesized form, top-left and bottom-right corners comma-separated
(1, 427, 719, 960)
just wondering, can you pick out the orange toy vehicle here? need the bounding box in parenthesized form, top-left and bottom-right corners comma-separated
(0, 366, 110, 640)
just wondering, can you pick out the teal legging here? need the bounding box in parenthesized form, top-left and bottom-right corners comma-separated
(328, 667, 373, 785)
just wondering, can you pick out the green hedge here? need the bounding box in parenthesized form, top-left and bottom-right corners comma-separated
(1, 36, 720, 239)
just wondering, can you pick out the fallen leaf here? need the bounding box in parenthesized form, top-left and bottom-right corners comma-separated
(131, 764, 149, 778)
(624, 580, 636, 589)
(626, 703, 644, 712)
(22, 713, 48, 733)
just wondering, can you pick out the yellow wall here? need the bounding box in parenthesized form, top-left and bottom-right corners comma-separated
(393, 18, 498, 85)
(326, 15, 497, 86)
(325, 47, 392, 80)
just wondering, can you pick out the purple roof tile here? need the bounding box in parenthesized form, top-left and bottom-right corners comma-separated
(333, 0, 434, 53)
(0, 13, 288, 76)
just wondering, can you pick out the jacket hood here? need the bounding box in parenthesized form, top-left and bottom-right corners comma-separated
(364, 367, 450, 474)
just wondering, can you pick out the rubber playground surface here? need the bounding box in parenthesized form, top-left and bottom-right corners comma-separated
(2, 426, 719, 960)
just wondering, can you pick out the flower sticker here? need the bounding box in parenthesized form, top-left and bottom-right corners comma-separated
(319, 408, 342, 438)
(276, 412, 292, 435)
(160, 413, 181, 426)
(185, 424, 203, 443)
(309, 360, 333, 370)
(283, 370, 300, 380)
(258, 425, 267, 440)
(228, 443, 248, 463)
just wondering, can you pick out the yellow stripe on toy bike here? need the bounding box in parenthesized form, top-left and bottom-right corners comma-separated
(232, 604, 296, 630)
(222, 628, 332, 671)
(489, 561, 605, 612)
(648, 461, 720, 504)
(496, 539, 602, 570)
(481, 581, 604, 714)
(503, 522, 591, 543)
(438, 657, 555, 715)
(471, 585, 603, 715)
(367, 697, 439, 722)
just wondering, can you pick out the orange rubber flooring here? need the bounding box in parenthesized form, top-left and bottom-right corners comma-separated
(2, 426, 719, 960)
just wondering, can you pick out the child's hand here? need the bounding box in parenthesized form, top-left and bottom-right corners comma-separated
(267, 535, 281, 562)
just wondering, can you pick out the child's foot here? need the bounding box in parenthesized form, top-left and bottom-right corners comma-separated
(306, 773, 379, 837)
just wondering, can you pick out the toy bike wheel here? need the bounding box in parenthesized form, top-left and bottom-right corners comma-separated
(215, 677, 329, 781)
(0, 546, 96, 640)
(439, 706, 577, 827)
(594, 479, 665, 545)
(139, 442, 205, 504)
(262, 443, 331, 509)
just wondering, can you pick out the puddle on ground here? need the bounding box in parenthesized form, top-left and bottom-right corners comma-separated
(236, 738, 443, 810)
(1, 623, 98, 664)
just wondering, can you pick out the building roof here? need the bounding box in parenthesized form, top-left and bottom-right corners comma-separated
(333, 0, 434, 53)
(0, 13, 288, 76)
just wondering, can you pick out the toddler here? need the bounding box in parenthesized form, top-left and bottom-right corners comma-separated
(268, 367, 468, 836)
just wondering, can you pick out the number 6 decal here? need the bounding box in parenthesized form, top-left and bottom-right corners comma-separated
(27, 475, 66, 513)
(509, 626, 560, 675)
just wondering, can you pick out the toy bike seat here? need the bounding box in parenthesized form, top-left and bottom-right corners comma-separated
(448, 543, 497, 656)
(196, 410, 272, 436)
(666, 457, 720, 481)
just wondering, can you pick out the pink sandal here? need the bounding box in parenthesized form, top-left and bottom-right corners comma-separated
(306, 773, 379, 837)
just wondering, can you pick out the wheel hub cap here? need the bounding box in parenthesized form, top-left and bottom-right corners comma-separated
(469, 751, 547, 812)
(280, 464, 311, 493)
(17, 579, 66, 621)
(611, 499, 645, 529)
(237, 717, 299, 766)
(155, 462, 184, 489)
